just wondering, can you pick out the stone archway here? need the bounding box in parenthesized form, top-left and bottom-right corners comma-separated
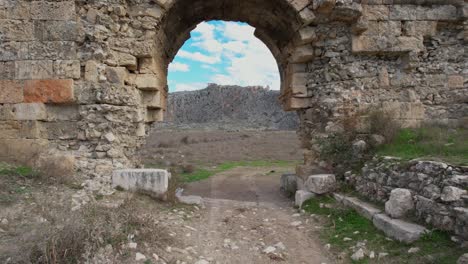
(0, 0, 465, 186)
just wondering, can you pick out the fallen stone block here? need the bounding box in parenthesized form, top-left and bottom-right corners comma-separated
(305, 174, 336, 194)
(280, 173, 297, 196)
(373, 214, 428, 243)
(385, 188, 414, 218)
(295, 190, 315, 208)
(342, 196, 382, 221)
(112, 169, 170, 198)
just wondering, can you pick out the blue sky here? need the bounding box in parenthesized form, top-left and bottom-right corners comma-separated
(168, 21, 280, 92)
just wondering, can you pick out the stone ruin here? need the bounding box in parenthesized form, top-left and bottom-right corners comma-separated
(0, 0, 466, 187)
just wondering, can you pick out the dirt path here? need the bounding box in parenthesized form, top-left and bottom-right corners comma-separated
(178, 167, 335, 264)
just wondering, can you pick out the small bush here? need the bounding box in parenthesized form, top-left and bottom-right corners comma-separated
(180, 136, 190, 145)
(368, 109, 400, 143)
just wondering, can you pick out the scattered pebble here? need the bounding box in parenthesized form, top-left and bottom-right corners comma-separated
(263, 246, 276, 254)
(194, 260, 209, 264)
(379, 252, 389, 259)
(351, 248, 365, 261)
(127, 242, 137, 249)
(290, 221, 302, 227)
(343, 237, 352, 241)
(369, 251, 375, 259)
(135, 252, 146, 261)
(408, 247, 420, 254)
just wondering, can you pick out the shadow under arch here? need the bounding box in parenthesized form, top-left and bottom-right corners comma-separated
(157, 0, 303, 96)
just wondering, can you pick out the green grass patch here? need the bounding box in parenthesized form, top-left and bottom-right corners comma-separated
(377, 127, 468, 165)
(181, 160, 298, 182)
(302, 196, 465, 263)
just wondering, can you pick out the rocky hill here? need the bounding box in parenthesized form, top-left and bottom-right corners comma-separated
(157, 84, 299, 130)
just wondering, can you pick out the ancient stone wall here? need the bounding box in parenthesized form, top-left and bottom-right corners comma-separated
(0, 0, 466, 185)
(347, 158, 468, 241)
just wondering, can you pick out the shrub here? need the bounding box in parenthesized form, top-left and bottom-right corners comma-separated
(368, 109, 400, 143)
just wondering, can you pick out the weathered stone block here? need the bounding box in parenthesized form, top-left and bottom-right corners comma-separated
(141, 91, 162, 109)
(43, 121, 79, 140)
(0, 62, 15, 79)
(305, 174, 336, 194)
(385, 188, 414, 218)
(145, 108, 163, 122)
(109, 51, 137, 71)
(105, 67, 128, 85)
(402, 21, 437, 37)
(0, 80, 23, 103)
(448, 75, 464, 89)
(24, 79, 75, 103)
(15, 60, 54, 80)
(363, 5, 389, 21)
(295, 190, 315, 208)
(299, 7, 316, 25)
(34, 20, 78, 41)
(290, 45, 314, 63)
(0, 20, 34, 41)
(46, 105, 80, 121)
(441, 186, 467, 202)
(0, 138, 48, 166)
(373, 214, 427, 243)
(28, 41, 77, 60)
(12, 103, 47, 121)
(0, 0, 31, 20)
(288, 0, 310, 12)
(0, 42, 28, 61)
(135, 74, 165, 90)
(296, 27, 317, 45)
(0, 120, 45, 139)
(54, 60, 80, 79)
(112, 169, 171, 197)
(280, 173, 298, 196)
(341, 196, 382, 221)
(31, 1, 75, 20)
(84, 61, 99, 82)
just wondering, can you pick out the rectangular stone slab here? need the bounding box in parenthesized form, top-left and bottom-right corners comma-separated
(112, 169, 171, 196)
(342, 196, 382, 221)
(373, 214, 427, 243)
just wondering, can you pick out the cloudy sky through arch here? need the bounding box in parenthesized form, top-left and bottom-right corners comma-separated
(168, 21, 281, 92)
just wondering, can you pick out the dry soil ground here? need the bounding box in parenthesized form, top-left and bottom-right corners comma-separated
(139, 129, 303, 166)
(1, 130, 339, 264)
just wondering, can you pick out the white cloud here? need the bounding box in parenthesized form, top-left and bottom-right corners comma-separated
(170, 21, 281, 91)
(169, 62, 190, 72)
(177, 50, 220, 64)
(173, 82, 207, 92)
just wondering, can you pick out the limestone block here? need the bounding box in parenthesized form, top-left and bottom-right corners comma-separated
(341, 196, 382, 220)
(295, 190, 315, 208)
(448, 75, 464, 88)
(385, 188, 414, 218)
(141, 91, 162, 109)
(305, 174, 336, 194)
(373, 214, 428, 243)
(290, 45, 314, 63)
(46, 105, 80, 121)
(145, 109, 163, 122)
(0, 20, 34, 41)
(135, 74, 165, 90)
(296, 27, 317, 45)
(28, 41, 77, 60)
(24, 79, 75, 104)
(31, 1, 75, 20)
(85, 61, 99, 82)
(0, 62, 15, 79)
(0, 42, 28, 61)
(129, 6, 164, 19)
(299, 7, 316, 26)
(284, 96, 312, 110)
(280, 173, 298, 196)
(112, 169, 171, 197)
(0, 80, 23, 104)
(0, 120, 45, 139)
(54, 60, 80, 79)
(12, 103, 47, 121)
(44, 121, 79, 140)
(0, 0, 31, 20)
(389, 5, 458, 21)
(331, 2, 362, 22)
(34, 20, 78, 41)
(313, 0, 336, 14)
(402, 21, 437, 37)
(288, 0, 310, 12)
(441, 186, 467, 202)
(291, 72, 308, 97)
(0, 138, 48, 166)
(15, 60, 54, 80)
(110, 51, 137, 71)
(458, 254, 468, 264)
(105, 67, 128, 85)
(362, 5, 389, 21)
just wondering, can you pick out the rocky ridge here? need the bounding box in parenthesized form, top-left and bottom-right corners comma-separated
(157, 84, 299, 130)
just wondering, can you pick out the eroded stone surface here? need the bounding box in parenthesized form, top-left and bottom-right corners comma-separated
(112, 169, 171, 197)
(373, 214, 427, 243)
(305, 174, 336, 194)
